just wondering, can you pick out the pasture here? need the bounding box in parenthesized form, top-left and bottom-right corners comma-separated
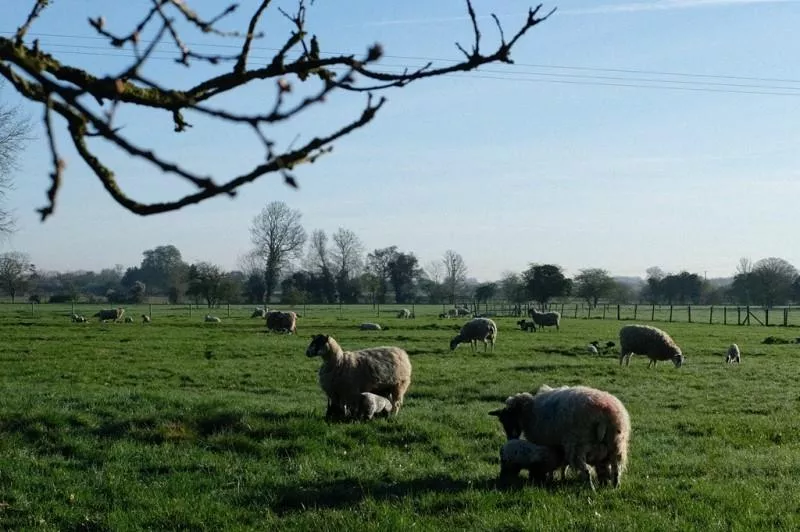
(1, 306, 799, 530)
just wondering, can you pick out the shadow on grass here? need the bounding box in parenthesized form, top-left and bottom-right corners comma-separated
(239, 475, 498, 514)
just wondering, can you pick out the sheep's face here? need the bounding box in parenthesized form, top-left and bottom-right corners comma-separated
(672, 353, 685, 368)
(306, 334, 332, 358)
(449, 336, 460, 351)
(489, 404, 523, 440)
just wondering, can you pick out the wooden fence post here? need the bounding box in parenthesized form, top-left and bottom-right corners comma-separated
(723, 306, 727, 325)
(737, 307, 741, 325)
(784, 308, 789, 327)
(765, 308, 769, 327)
(574, 304, 578, 318)
(560, 303, 565, 316)
(688, 305, 692, 323)
(602, 305, 606, 320)
(651, 304, 655, 321)
(669, 305, 673, 323)
(633, 304, 638, 320)
(709, 306, 713, 324)
(149, 303, 152, 318)
(617, 305, 621, 320)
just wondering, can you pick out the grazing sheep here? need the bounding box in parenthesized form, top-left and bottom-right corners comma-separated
(94, 308, 125, 322)
(587, 344, 599, 355)
(450, 318, 498, 352)
(446, 308, 459, 318)
(354, 392, 394, 420)
(489, 384, 631, 490)
(266, 310, 298, 334)
(141, 314, 151, 323)
(396, 308, 411, 319)
(360, 322, 382, 331)
(456, 306, 471, 317)
(204, 315, 222, 323)
(438, 312, 447, 319)
(499, 439, 566, 486)
(725, 343, 741, 364)
(605, 341, 616, 349)
(528, 309, 561, 331)
(71, 314, 87, 323)
(516, 319, 537, 332)
(124, 316, 134, 323)
(251, 307, 267, 319)
(619, 324, 684, 368)
(305, 334, 412, 419)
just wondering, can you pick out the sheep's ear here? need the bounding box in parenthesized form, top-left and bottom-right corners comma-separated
(488, 408, 504, 417)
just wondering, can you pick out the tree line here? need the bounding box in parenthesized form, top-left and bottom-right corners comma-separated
(1, 201, 799, 309)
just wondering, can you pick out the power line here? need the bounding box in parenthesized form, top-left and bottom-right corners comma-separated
(4, 29, 800, 85)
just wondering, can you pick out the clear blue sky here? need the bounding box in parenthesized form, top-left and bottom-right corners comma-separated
(2, 0, 799, 281)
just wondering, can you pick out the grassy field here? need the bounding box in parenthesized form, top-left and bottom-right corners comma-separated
(1, 306, 800, 531)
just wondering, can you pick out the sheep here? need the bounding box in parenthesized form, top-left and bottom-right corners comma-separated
(204, 315, 222, 323)
(516, 319, 537, 332)
(71, 314, 87, 323)
(354, 392, 394, 420)
(438, 312, 447, 319)
(619, 324, 684, 368)
(528, 309, 561, 331)
(396, 308, 411, 319)
(305, 334, 412, 420)
(605, 341, 616, 349)
(725, 343, 741, 364)
(446, 308, 459, 318)
(251, 307, 267, 319)
(456, 306, 471, 317)
(587, 344, 599, 355)
(498, 439, 567, 486)
(141, 314, 151, 323)
(266, 310, 297, 334)
(489, 384, 631, 490)
(123, 316, 134, 323)
(449, 318, 498, 352)
(359, 322, 382, 331)
(94, 308, 125, 322)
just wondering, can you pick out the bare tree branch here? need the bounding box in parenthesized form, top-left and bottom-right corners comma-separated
(0, 0, 552, 220)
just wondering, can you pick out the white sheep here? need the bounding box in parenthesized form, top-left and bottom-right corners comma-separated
(528, 309, 561, 331)
(396, 308, 411, 319)
(619, 324, 684, 368)
(71, 314, 87, 323)
(587, 344, 599, 355)
(204, 315, 222, 323)
(354, 392, 393, 420)
(498, 439, 566, 485)
(251, 307, 267, 319)
(305, 334, 412, 420)
(450, 318, 498, 352)
(490, 384, 631, 490)
(123, 316, 134, 323)
(516, 319, 537, 332)
(94, 308, 125, 322)
(141, 314, 151, 323)
(266, 310, 297, 334)
(360, 322, 383, 331)
(725, 343, 741, 364)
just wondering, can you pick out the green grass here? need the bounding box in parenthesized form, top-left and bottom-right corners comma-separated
(1, 308, 799, 531)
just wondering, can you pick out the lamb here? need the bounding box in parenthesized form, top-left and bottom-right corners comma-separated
(396, 308, 411, 319)
(456, 306, 471, 317)
(141, 314, 151, 323)
(354, 392, 394, 420)
(123, 316, 134, 323)
(587, 344, 599, 355)
(251, 307, 267, 319)
(360, 322, 382, 331)
(725, 343, 741, 364)
(498, 439, 566, 486)
(266, 310, 297, 334)
(528, 309, 561, 331)
(204, 315, 222, 323)
(489, 384, 631, 490)
(516, 319, 537, 332)
(449, 318, 498, 352)
(305, 334, 412, 420)
(619, 324, 684, 368)
(71, 314, 87, 323)
(446, 308, 459, 318)
(94, 308, 125, 322)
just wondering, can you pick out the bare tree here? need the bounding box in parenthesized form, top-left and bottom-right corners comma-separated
(736, 257, 753, 276)
(424, 260, 445, 284)
(250, 201, 307, 301)
(0, 251, 34, 303)
(0, 2, 552, 220)
(442, 250, 468, 304)
(330, 228, 364, 279)
(306, 229, 330, 272)
(0, 87, 33, 234)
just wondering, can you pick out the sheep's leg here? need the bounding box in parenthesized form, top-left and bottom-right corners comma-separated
(389, 382, 408, 415)
(619, 352, 629, 366)
(609, 459, 623, 488)
(566, 444, 596, 491)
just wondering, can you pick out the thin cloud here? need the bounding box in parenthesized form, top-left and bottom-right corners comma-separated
(561, 0, 800, 15)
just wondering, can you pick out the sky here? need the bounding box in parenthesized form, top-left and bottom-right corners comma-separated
(1, 0, 799, 281)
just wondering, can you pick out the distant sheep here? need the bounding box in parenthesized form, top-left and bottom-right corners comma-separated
(266, 310, 297, 334)
(587, 344, 599, 355)
(204, 315, 222, 323)
(71, 314, 87, 323)
(450, 318, 498, 352)
(360, 322, 382, 331)
(499, 439, 566, 486)
(123, 316, 134, 323)
(94, 308, 125, 322)
(528, 309, 561, 331)
(396, 308, 411, 319)
(725, 343, 741, 364)
(516, 319, 537, 332)
(251, 307, 267, 319)
(456, 306, 471, 317)
(141, 314, 151, 323)
(354, 392, 394, 420)
(305, 334, 412, 420)
(619, 324, 684, 368)
(490, 384, 631, 490)
(605, 341, 616, 349)
(446, 308, 459, 318)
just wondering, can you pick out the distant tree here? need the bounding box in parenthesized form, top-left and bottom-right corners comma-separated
(238, 251, 267, 304)
(250, 201, 307, 303)
(659, 271, 703, 304)
(474, 282, 497, 303)
(442, 250, 468, 304)
(0, 87, 33, 235)
(129, 280, 147, 303)
(306, 229, 337, 303)
(366, 246, 399, 304)
(331, 228, 364, 303)
(793, 277, 800, 304)
(360, 272, 381, 307)
(388, 252, 421, 304)
(186, 262, 227, 308)
(751, 257, 797, 308)
(523, 264, 571, 307)
(500, 271, 527, 304)
(125, 245, 187, 296)
(641, 266, 666, 304)
(574, 268, 616, 308)
(0, 251, 34, 302)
